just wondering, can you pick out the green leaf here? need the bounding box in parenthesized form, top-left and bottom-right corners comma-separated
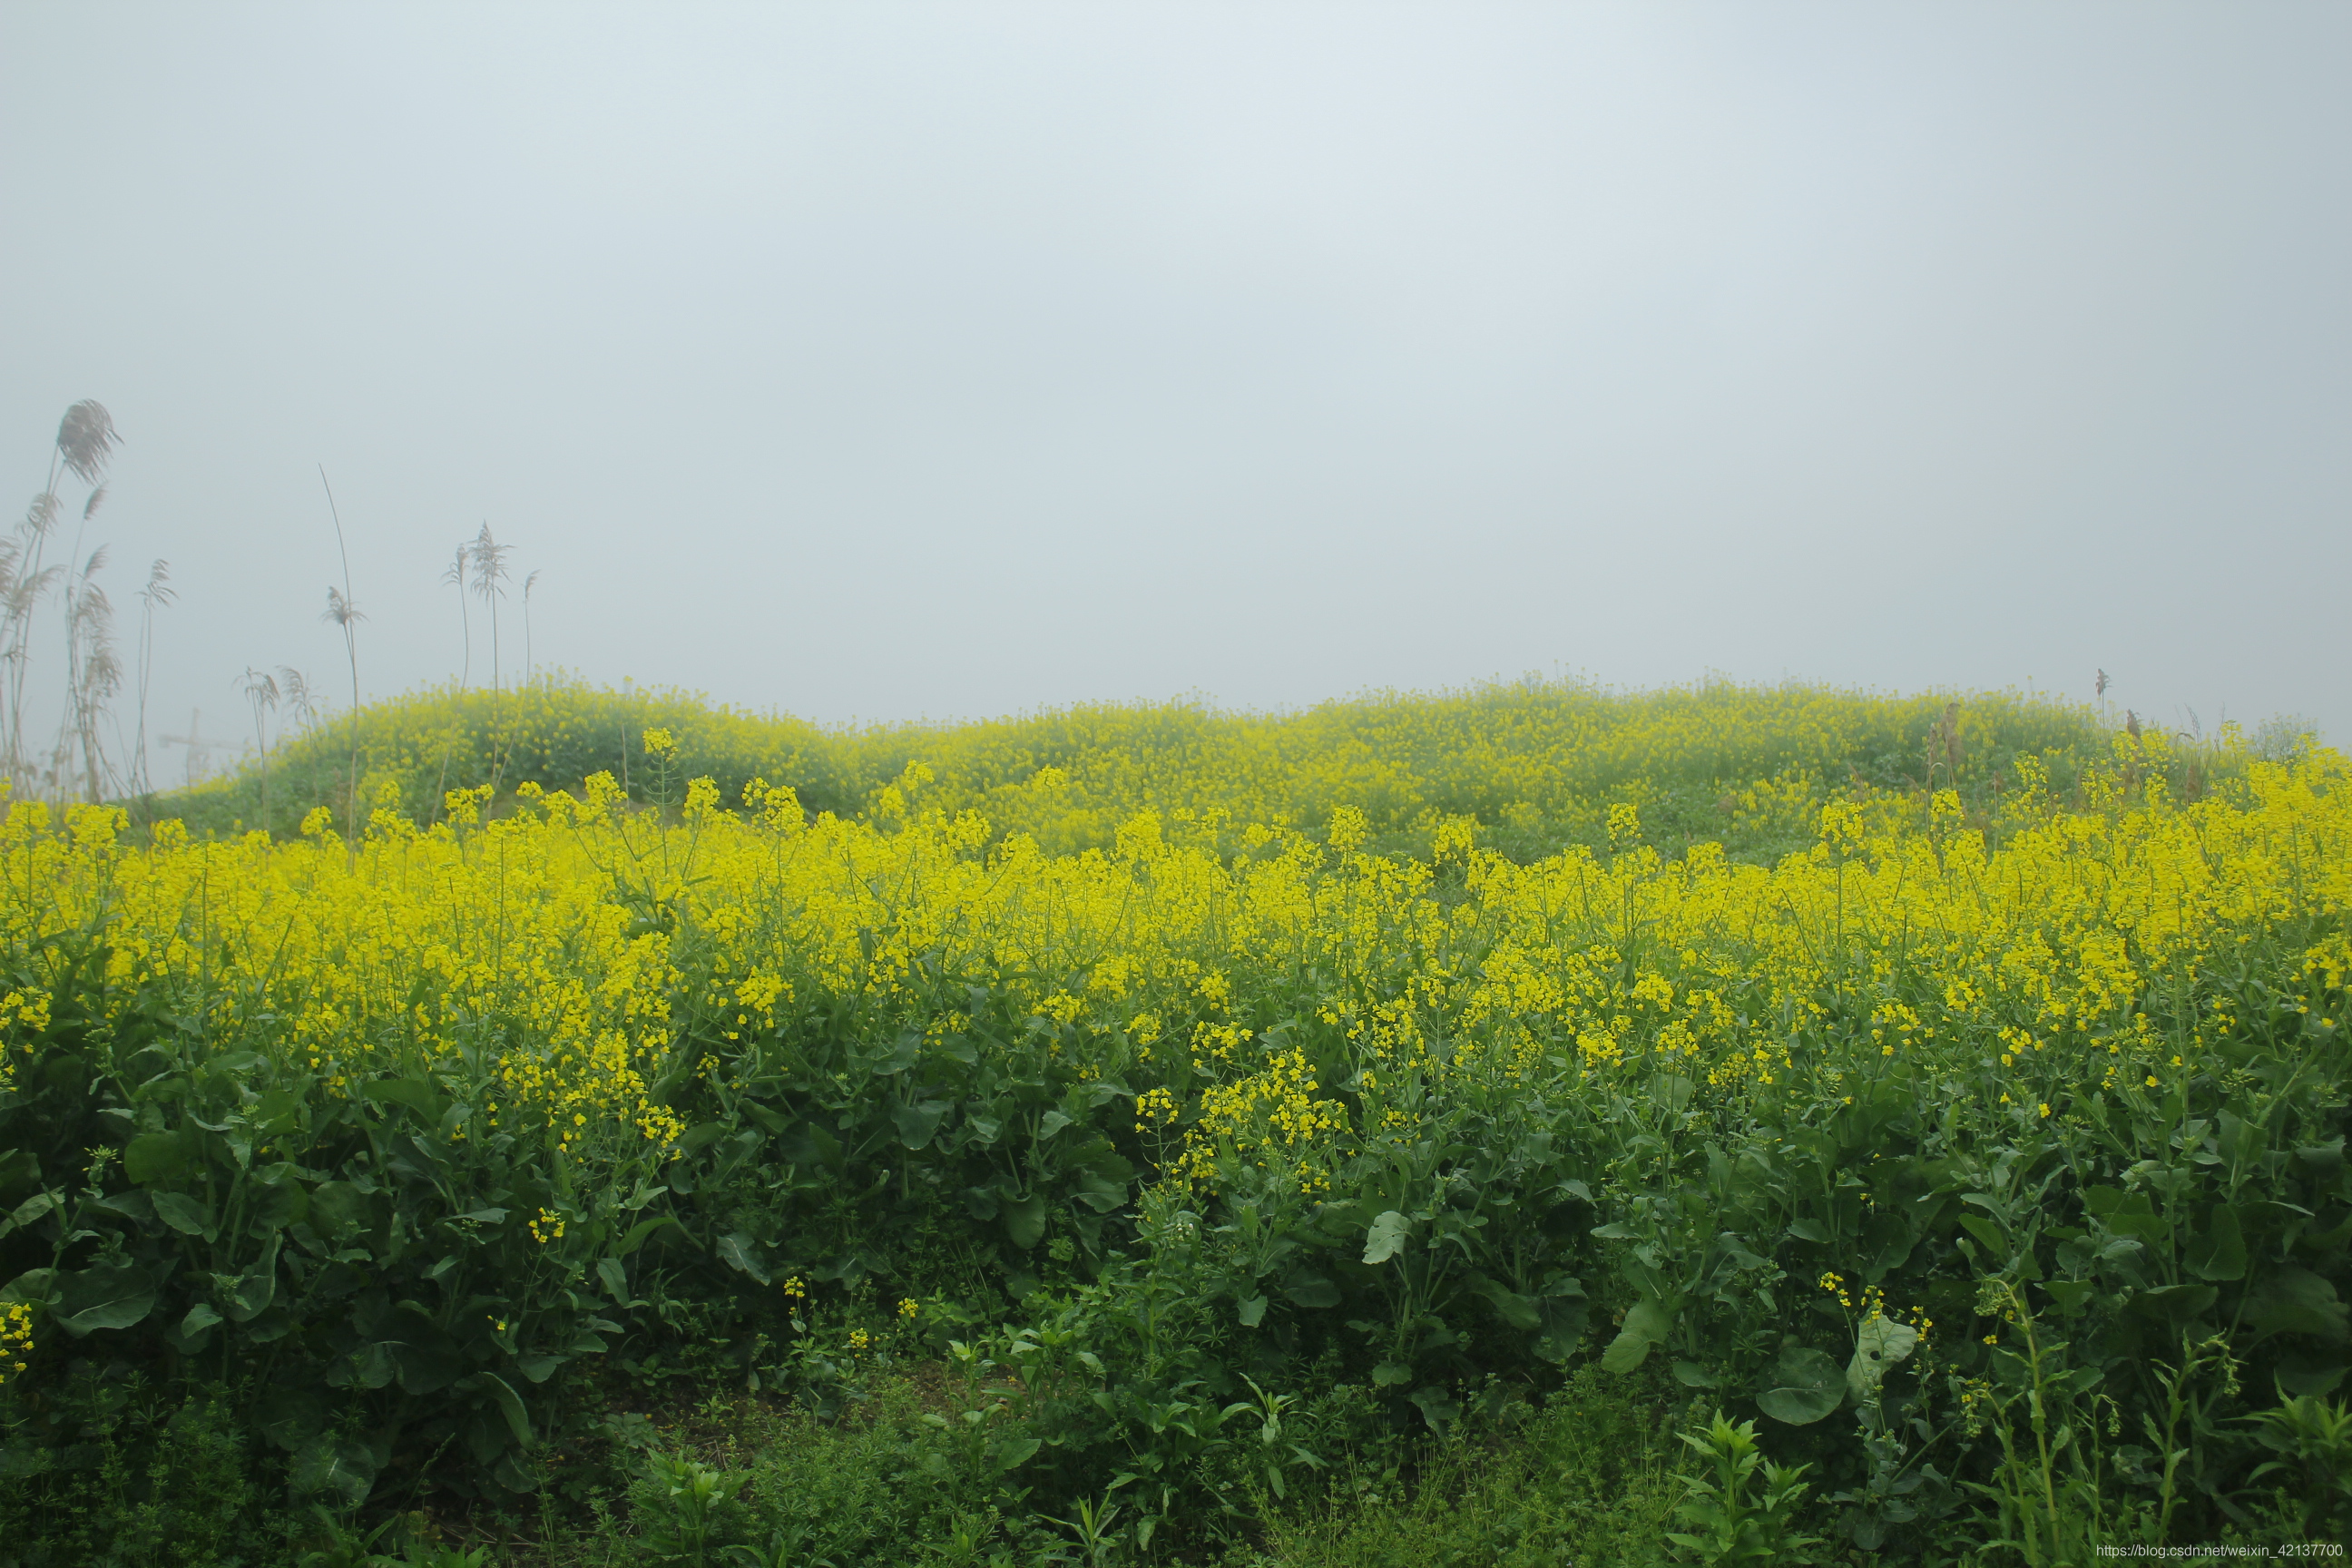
(892, 1099, 950, 1150)
(2245, 1267, 2349, 1343)
(1282, 1275, 1340, 1309)
(1847, 1318, 1920, 1401)
(290, 1433, 377, 1509)
(224, 1234, 281, 1323)
(1534, 1297, 1589, 1365)
(715, 1230, 770, 1283)
(1073, 1170, 1128, 1213)
(514, 1353, 566, 1384)
(1371, 1361, 1414, 1387)
(151, 1191, 213, 1238)
(990, 1435, 1042, 1473)
(1408, 1386, 1461, 1430)
(309, 1181, 366, 1240)
(122, 1131, 187, 1184)
(180, 1303, 224, 1337)
(2135, 1282, 2220, 1326)
(1600, 1328, 1653, 1374)
(1362, 1210, 1410, 1265)
(615, 1214, 680, 1256)
(0, 1191, 57, 1240)
(2184, 1205, 2248, 1282)
(1622, 1299, 1672, 1344)
(2041, 1279, 2098, 1316)
(54, 1263, 156, 1336)
(482, 1372, 534, 1448)
(1787, 1219, 1832, 1244)
(1002, 1195, 1048, 1250)
(1238, 1294, 1268, 1328)
(0, 1268, 57, 1308)
(596, 1257, 631, 1303)
(361, 1076, 446, 1122)
(1673, 1361, 1718, 1388)
(1757, 1347, 1846, 1426)
(1037, 1109, 1074, 1140)
(1471, 1275, 1542, 1330)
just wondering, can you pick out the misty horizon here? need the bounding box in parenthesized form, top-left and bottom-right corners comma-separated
(5, 3, 2346, 789)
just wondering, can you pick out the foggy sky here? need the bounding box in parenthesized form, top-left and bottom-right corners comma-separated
(4, 2, 2347, 782)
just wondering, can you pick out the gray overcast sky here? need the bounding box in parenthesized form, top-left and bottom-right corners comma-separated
(4, 3, 2347, 773)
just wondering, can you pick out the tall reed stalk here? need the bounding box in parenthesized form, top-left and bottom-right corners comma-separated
(5, 402, 118, 799)
(469, 524, 511, 790)
(240, 667, 279, 836)
(127, 560, 174, 803)
(318, 466, 364, 832)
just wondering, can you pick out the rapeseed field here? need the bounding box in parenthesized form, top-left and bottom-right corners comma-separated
(2, 683, 2346, 1564)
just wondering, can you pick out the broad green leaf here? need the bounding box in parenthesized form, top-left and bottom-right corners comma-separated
(1037, 1109, 1074, 1140)
(1371, 1361, 1414, 1387)
(715, 1230, 770, 1283)
(615, 1214, 680, 1256)
(151, 1191, 213, 1238)
(1363, 1210, 1410, 1265)
(892, 1099, 949, 1150)
(224, 1234, 281, 1323)
(2184, 1205, 2247, 1282)
(1757, 1347, 1846, 1426)
(1534, 1297, 1589, 1365)
(1001, 1195, 1048, 1250)
(2245, 1267, 2348, 1343)
(1282, 1275, 1340, 1309)
(1847, 1317, 1920, 1401)
(1, 1191, 57, 1239)
(1073, 1171, 1128, 1213)
(291, 1433, 377, 1509)
(1600, 1328, 1653, 1374)
(1673, 1361, 1719, 1388)
(361, 1076, 445, 1121)
(990, 1435, 1042, 1473)
(1408, 1386, 1461, 1430)
(0, 1268, 57, 1308)
(482, 1371, 534, 1447)
(309, 1181, 366, 1240)
(494, 1451, 542, 1494)
(1237, 1294, 1268, 1328)
(2134, 1282, 2220, 1326)
(1472, 1275, 1542, 1330)
(596, 1257, 631, 1303)
(1622, 1298, 1673, 1344)
(180, 1303, 224, 1336)
(54, 1263, 156, 1336)
(122, 1131, 187, 1184)
(2041, 1279, 2098, 1316)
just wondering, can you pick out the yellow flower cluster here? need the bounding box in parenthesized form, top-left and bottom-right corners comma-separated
(0, 716, 2340, 1215)
(0, 1301, 31, 1382)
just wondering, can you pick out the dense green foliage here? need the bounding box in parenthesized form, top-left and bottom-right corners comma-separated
(2, 683, 2347, 1566)
(155, 673, 2117, 860)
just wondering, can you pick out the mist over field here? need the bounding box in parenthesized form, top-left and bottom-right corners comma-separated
(0, 3, 2344, 779)
(8, 10, 2352, 1560)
